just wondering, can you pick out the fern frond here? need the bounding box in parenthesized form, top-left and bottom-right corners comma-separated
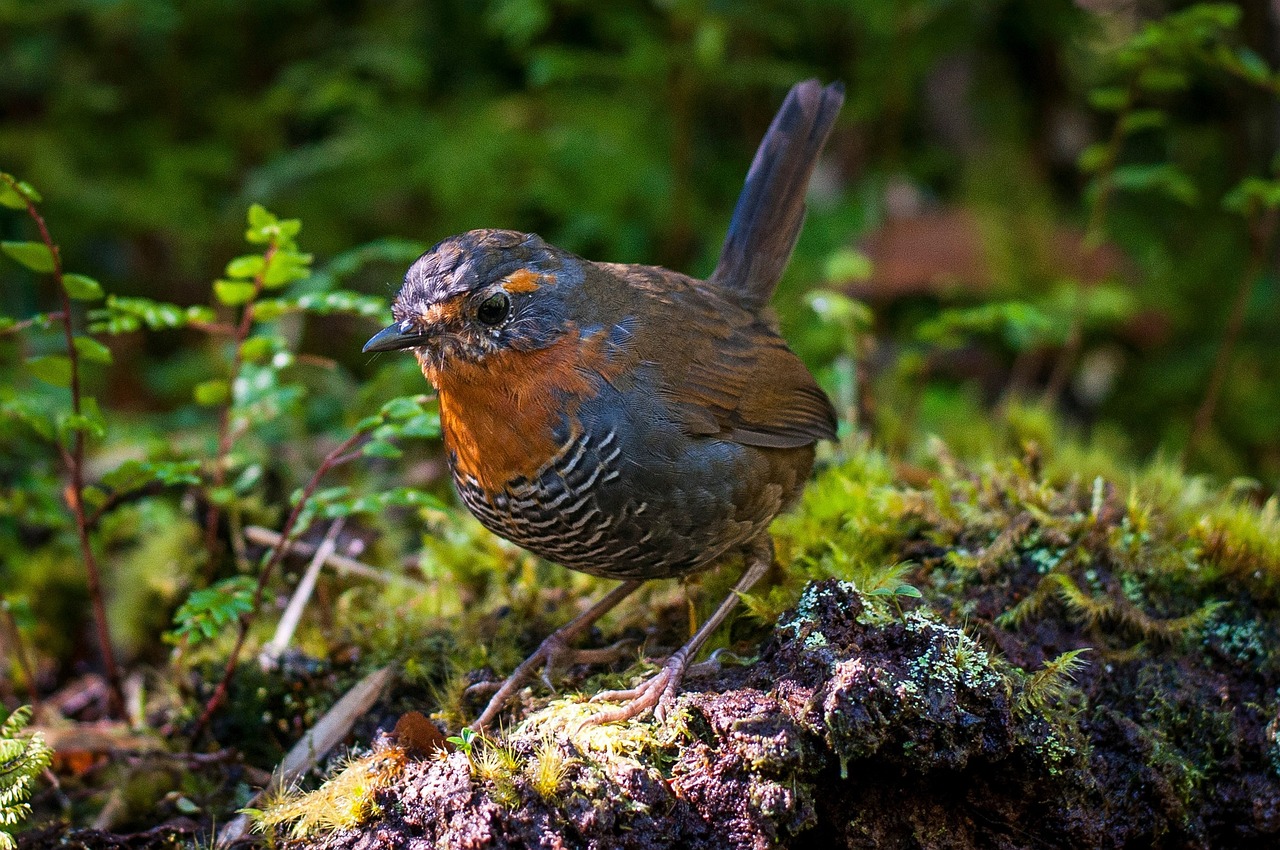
(0, 706, 52, 850)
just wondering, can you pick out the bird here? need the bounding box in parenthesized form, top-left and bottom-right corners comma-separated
(364, 79, 844, 729)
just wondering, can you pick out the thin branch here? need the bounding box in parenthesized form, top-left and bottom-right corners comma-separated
(243, 525, 428, 588)
(189, 430, 367, 740)
(14, 186, 126, 718)
(0, 311, 65, 336)
(259, 517, 346, 669)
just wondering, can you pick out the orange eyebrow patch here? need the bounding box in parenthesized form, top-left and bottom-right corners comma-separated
(502, 268, 548, 293)
(421, 296, 465, 326)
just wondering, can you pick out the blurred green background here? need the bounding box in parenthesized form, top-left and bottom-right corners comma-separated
(5, 0, 1278, 482)
(3, 0, 1278, 472)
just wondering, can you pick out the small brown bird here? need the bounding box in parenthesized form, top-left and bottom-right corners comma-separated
(365, 80, 843, 728)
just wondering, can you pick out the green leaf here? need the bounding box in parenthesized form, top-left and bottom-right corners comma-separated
(62, 273, 105, 301)
(1077, 143, 1111, 174)
(2, 241, 55, 273)
(73, 336, 113, 365)
(1111, 162, 1198, 206)
(380, 395, 431, 421)
(822, 248, 874, 284)
(194, 379, 230, 406)
(102, 459, 202, 493)
(233, 464, 263, 494)
(26, 355, 72, 387)
(81, 485, 108, 510)
(225, 254, 265, 279)
(239, 336, 275, 362)
(893, 584, 923, 598)
(1223, 177, 1280, 215)
(1087, 87, 1128, 112)
(262, 249, 312, 288)
(0, 184, 26, 209)
(167, 576, 256, 645)
(214, 280, 257, 306)
(0, 176, 41, 208)
(361, 440, 403, 459)
(1119, 109, 1167, 134)
(1232, 46, 1271, 83)
(251, 299, 286, 321)
(1136, 67, 1188, 93)
(59, 410, 107, 439)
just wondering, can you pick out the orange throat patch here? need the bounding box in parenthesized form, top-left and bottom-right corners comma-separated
(422, 331, 622, 495)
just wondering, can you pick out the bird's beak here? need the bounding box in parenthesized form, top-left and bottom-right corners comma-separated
(362, 322, 433, 353)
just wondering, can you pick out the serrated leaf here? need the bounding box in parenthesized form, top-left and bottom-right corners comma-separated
(214, 280, 257, 306)
(26, 355, 72, 387)
(2, 241, 55, 273)
(73, 336, 112, 364)
(62, 273, 104, 301)
(194, 379, 230, 406)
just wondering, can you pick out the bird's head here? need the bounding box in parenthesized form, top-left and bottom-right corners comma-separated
(363, 229, 578, 378)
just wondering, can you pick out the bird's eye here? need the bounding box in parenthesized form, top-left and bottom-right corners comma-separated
(476, 292, 511, 327)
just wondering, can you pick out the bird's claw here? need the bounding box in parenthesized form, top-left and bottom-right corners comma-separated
(579, 652, 686, 728)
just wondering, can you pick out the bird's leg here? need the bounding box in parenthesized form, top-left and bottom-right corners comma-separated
(584, 538, 773, 726)
(469, 579, 643, 731)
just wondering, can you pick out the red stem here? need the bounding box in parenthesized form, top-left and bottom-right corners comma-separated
(18, 188, 126, 718)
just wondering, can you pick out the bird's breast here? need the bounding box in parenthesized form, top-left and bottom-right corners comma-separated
(425, 330, 628, 496)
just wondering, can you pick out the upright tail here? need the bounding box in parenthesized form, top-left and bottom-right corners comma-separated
(709, 79, 844, 311)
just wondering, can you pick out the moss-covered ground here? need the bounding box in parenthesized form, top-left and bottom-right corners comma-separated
(221, 419, 1280, 850)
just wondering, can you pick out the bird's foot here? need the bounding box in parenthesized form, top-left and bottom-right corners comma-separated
(466, 580, 645, 731)
(581, 649, 689, 727)
(467, 635, 635, 730)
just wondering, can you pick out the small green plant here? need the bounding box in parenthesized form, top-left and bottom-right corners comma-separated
(525, 738, 572, 800)
(446, 727, 478, 757)
(0, 706, 53, 850)
(1017, 649, 1091, 716)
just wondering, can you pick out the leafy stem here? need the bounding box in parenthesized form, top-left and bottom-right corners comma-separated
(202, 242, 280, 569)
(2, 174, 125, 718)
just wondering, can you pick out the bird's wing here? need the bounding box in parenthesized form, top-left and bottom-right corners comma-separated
(625, 272, 837, 449)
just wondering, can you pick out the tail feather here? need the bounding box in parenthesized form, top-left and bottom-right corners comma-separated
(709, 79, 844, 310)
